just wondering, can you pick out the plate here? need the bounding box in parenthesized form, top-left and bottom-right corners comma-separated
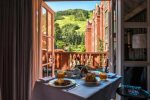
(48, 78, 76, 88)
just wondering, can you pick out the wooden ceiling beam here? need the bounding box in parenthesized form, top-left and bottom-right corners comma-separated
(124, 1, 146, 21)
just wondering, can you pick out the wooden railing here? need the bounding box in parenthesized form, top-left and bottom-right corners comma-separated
(48, 51, 108, 70)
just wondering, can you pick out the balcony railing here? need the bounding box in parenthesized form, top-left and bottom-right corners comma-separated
(48, 51, 108, 70)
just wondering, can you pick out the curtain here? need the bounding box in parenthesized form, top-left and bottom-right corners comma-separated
(0, 0, 37, 99)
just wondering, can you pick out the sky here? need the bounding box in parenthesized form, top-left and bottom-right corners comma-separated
(46, 1, 100, 12)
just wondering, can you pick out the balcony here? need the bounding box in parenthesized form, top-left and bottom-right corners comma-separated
(42, 51, 108, 77)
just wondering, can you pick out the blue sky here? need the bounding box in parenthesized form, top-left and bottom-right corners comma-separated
(46, 1, 100, 12)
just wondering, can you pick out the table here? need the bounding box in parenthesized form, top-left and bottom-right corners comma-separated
(32, 74, 122, 100)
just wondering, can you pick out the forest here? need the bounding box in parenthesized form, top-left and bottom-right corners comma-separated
(54, 9, 92, 52)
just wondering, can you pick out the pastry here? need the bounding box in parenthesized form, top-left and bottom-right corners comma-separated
(85, 73, 96, 82)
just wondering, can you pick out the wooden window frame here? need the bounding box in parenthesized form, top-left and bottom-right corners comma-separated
(39, 1, 55, 77)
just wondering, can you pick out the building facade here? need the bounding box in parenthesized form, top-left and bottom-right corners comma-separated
(85, 1, 111, 52)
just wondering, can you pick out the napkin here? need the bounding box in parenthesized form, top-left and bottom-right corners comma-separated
(107, 73, 117, 78)
(89, 71, 100, 76)
(39, 76, 55, 83)
(73, 68, 81, 75)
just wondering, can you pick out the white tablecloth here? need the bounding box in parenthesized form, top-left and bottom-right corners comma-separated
(32, 74, 122, 100)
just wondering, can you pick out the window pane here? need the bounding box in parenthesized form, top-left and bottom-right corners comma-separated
(42, 51, 48, 64)
(48, 38, 52, 52)
(48, 12, 52, 36)
(124, 28, 147, 61)
(42, 36, 47, 50)
(43, 65, 49, 77)
(42, 7, 47, 35)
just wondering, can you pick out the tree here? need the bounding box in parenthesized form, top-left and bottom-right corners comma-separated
(62, 24, 80, 45)
(55, 14, 64, 21)
(75, 10, 86, 21)
(80, 33, 85, 45)
(55, 23, 62, 43)
(55, 9, 90, 21)
(54, 9, 92, 52)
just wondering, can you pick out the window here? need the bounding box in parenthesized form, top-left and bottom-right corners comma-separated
(40, 2, 55, 77)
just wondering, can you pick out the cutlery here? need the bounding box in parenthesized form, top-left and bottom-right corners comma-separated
(65, 84, 80, 91)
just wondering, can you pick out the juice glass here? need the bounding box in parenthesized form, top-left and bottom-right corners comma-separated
(99, 72, 107, 80)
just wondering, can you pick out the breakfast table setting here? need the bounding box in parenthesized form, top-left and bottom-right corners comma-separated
(32, 67, 122, 100)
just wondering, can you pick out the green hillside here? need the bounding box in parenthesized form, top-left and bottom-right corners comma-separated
(56, 15, 87, 33)
(55, 11, 92, 32)
(54, 9, 93, 52)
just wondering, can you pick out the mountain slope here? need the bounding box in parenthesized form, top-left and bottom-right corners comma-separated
(55, 9, 92, 33)
(54, 9, 93, 52)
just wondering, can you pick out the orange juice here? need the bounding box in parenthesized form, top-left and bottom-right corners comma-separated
(57, 71, 65, 79)
(99, 72, 107, 80)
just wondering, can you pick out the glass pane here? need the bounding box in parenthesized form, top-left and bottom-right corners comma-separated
(41, 3, 54, 77)
(124, 28, 147, 61)
(42, 36, 47, 50)
(124, 0, 147, 22)
(42, 65, 49, 77)
(105, 27, 109, 51)
(42, 7, 47, 35)
(48, 12, 52, 36)
(124, 66, 147, 90)
(42, 53, 52, 77)
(48, 53, 53, 66)
(42, 51, 48, 64)
(48, 38, 52, 52)
(42, 64, 52, 77)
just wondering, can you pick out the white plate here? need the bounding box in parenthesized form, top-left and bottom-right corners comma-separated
(48, 78, 76, 88)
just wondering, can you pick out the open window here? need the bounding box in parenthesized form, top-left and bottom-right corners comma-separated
(40, 2, 55, 77)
